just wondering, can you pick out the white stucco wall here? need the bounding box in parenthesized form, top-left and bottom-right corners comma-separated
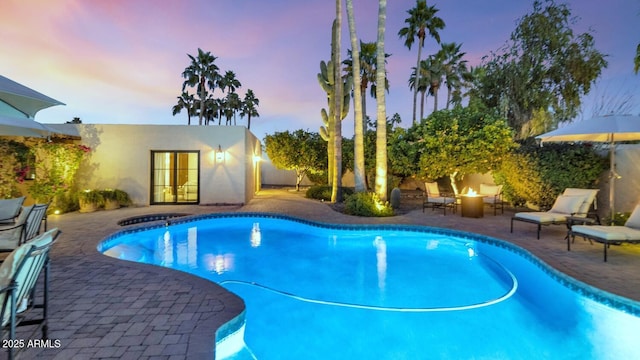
(52, 124, 259, 206)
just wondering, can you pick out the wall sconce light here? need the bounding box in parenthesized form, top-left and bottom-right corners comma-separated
(215, 145, 225, 163)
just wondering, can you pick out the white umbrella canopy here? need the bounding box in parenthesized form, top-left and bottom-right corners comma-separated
(0, 114, 51, 138)
(0, 75, 64, 118)
(536, 114, 640, 223)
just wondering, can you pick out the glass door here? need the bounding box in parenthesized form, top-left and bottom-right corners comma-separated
(151, 151, 199, 204)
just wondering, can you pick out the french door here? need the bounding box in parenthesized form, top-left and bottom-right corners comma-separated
(150, 151, 199, 204)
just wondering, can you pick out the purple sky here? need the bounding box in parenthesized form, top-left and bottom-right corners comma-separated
(2, 0, 638, 141)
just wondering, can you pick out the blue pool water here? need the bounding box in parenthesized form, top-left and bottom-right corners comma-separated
(98, 213, 640, 359)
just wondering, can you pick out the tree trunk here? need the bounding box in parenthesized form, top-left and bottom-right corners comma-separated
(449, 171, 459, 195)
(346, 0, 366, 193)
(412, 35, 424, 125)
(198, 78, 205, 126)
(374, 0, 388, 201)
(331, 0, 343, 203)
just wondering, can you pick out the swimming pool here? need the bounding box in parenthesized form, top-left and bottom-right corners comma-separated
(98, 213, 640, 359)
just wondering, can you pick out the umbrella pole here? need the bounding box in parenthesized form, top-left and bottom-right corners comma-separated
(609, 135, 615, 226)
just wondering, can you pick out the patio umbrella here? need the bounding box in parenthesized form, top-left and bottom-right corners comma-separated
(0, 114, 51, 138)
(0, 75, 64, 118)
(535, 114, 640, 222)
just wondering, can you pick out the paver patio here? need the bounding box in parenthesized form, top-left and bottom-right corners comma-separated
(10, 188, 640, 359)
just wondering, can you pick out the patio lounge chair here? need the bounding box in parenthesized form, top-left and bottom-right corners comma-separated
(571, 205, 640, 262)
(510, 188, 599, 239)
(0, 197, 25, 226)
(478, 184, 504, 215)
(422, 182, 457, 215)
(0, 228, 59, 360)
(0, 203, 49, 253)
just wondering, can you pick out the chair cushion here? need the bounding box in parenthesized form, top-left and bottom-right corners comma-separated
(479, 184, 501, 196)
(0, 205, 33, 250)
(515, 211, 569, 224)
(563, 188, 599, 215)
(572, 225, 640, 242)
(427, 197, 455, 204)
(0, 197, 25, 221)
(549, 195, 585, 215)
(624, 205, 640, 229)
(425, 182, 440, 197)
(0, 240, 31, 326)
(0, 228, 56, 325)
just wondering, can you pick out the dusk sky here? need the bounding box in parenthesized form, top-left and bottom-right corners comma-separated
(2, 0, 639, 141)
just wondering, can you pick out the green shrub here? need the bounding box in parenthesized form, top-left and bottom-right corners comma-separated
(344, 192, 394, 217)
(52, 191, 79, 214)
(494, 140, 607, 209)
(603, 212, 631, 226)
(101, 189, 132, 206)
(306, 185, 353, 201)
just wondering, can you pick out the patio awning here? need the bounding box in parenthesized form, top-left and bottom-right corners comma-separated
(0, 75, 65, 118)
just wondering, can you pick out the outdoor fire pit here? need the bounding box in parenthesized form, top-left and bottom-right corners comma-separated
(460, 189, 486, 218)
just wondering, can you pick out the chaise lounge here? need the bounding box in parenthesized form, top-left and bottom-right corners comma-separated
(571, 204, 640, 262)
(0, 228, 59, 360)
(510, 188, 599, 239)
(0, 197, 25, 226)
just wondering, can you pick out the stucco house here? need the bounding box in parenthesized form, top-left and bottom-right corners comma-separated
(48, 123, 262, 206)
(1, 75, 262, 207)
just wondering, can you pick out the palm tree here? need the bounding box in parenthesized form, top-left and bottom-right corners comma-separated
(345, 0, 366, 193)
(172, 91, 195, 125)
(219, 71, 242, 94)
(227, 92, 242, 125)
(203, 96, 219, 125)
(398, 0, 445, 124)
(408, 60, 429, 120)
(181, 48, 220, 126)
(241, 89, 260, 130)
(438, 42, 469, 109)
(375, 0, 388, 201)
(425, 54, 444, 112)
(344, 42, 390, 126)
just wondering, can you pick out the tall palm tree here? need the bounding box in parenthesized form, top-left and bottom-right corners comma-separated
(181, 48, 220, 126)
(241, 89, 260, 129)
(346, 0, 366, 193)
(438, 42, 469, 109)
(227, 92, 242, 125)
(398, 0, 445, 124)
(203, 96, 219, 125)
(219, 70, 242, 94)
(408, 60, 429, 120)
(425, 54, 444, 112)
(344, 41, 390, 126)
(331, 0, 343, 203)
(172, 91, 195, 125)
(375, 0, 388, 201)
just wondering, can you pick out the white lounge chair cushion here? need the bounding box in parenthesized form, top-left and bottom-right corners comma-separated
(563, 188, 598, 215)
(572, 225, 640, 242)
(480, 184, 502, 204)
(515, 211, 569, 224)
(425, 182, 440, 197)
(0, 228, 56, 325)
(0, 197, 25, 221)
(479, 184, 501, 196)
(0, 205, 33, 250)
(549, 195, 585, 215)
(427, 197, 455, 204)
(624, 205, 640, 229)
